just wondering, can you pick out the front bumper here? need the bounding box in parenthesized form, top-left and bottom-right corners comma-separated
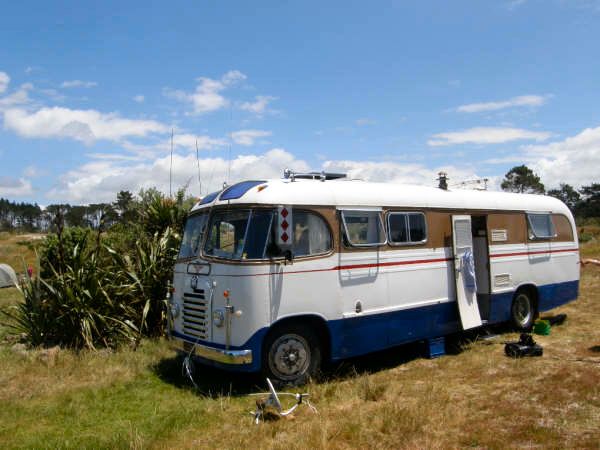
(172, 337, 253, 365)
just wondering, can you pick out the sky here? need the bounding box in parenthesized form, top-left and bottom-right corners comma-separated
(1, 0, 600, 205)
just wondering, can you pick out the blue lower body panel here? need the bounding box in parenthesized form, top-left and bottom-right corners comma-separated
(538, 280, 579, 312)
(328, 301, 460, 361)
(488, 280, 579, 323)
(172, 279, 579, 371)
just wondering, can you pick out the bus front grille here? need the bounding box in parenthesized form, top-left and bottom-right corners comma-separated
(182, 290, 209, 340)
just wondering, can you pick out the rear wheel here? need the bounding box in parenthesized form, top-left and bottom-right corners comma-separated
(262, 324, 321, 386)
(510, 290, 536, 331)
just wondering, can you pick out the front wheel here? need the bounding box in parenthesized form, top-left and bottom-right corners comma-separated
(510, 290, 536, 331)
(262, 324, 321, 386)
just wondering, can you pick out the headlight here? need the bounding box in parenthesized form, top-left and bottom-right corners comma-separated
(212, 309, 225, 327)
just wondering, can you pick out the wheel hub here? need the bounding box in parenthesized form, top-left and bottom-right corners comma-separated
(514, 294, 532, 325)
(271, 335, 309, 378)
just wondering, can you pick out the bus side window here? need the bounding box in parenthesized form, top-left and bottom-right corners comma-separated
(341, 210, 386, 247)
(387, 212, 427, 245)
(292, 211, 332, 257)
(527, 213, 556, 240)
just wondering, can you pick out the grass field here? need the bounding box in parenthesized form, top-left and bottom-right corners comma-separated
(0, 231, 42, 275)
(0, 233, 599, 449)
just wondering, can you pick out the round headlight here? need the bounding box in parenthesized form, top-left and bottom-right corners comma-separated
(212, 309, 225, 327)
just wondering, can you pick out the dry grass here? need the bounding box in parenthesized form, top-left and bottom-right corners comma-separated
(0, 231, 42, 274)
(0, 235, 598, 449)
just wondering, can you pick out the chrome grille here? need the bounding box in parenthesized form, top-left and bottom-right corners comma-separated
(182, 289, 209, 339)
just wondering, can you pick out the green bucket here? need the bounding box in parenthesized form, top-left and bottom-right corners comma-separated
(534, 319, 551, 335)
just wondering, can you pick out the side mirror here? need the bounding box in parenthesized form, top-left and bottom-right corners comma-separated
(283, 249, 293, 264)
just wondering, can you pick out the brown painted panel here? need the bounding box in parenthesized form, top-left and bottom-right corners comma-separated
(487, 213, 527, 245)
(552, 214, 574, 242)
(426, 211, 452, 249)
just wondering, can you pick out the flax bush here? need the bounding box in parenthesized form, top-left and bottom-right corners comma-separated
(3, 188, 192, 349)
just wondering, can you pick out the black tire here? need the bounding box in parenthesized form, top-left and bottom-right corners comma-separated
(510, 290, 536, 331)
(262, 324, 321, 386)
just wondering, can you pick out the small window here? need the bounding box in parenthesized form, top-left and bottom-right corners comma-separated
(291, 211, 332, 257)
(387, 212, 427, 245)
(527, 213, 556, 239)
(341, 210, 386, 247)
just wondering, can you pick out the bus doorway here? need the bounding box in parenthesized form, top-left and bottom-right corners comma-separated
(471, 215, 491, 322)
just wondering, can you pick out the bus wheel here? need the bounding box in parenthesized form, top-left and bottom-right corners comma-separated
(510, 290, 535, 331)
(263, 325, 321, 386)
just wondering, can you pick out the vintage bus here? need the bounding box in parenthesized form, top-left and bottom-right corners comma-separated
(169, 171, 579, 384)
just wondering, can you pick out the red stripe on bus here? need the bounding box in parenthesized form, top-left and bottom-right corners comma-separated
(490, 248, 578, 258)
(333, 257, 452, 271)
(216, 248, 578, 277)
(220, 256, 453, 277)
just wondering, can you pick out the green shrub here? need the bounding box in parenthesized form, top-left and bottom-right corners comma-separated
(7, 243, 139, 349)
(2, 187, 192, 350)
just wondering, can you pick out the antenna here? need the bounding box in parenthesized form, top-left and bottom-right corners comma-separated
(195, 138, 202, 197)
(170, 128, 174, 197)
(452, 177, 489, 191)
(227, 104, 233, 185)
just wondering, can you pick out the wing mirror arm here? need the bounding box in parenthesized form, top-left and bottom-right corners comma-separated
(283, 249, 293, 265)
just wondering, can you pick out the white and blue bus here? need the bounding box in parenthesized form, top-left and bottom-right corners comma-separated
(169, 171, 579, 384)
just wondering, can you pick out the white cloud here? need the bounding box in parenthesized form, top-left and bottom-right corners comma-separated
(456, 95, 548, 113)
(86, 153, 145, 162)
(133, 95, 145, 103)
(3, 106, 169, 144)
(355, 118, 376, 126)
(428, 127, 553, 146)
(507, 0, 527, 10)
(231, 129, 272, 146)
(61, 80, 98, 88)
(47, 148, 309, 203)
(0, 86, 32, 109)
(38, 88, 66, 102)
(322, 160, 482, 188)
(0, 72, 9, 94)
(165, 70, 247, 115)
(152, 133, 227, 153)
(482, 155, 527, 165)
(240, 95, 277, 115)
(23, 165, 40, 177)
(521, 124, 600, 188)
(0, 176, 34, 197)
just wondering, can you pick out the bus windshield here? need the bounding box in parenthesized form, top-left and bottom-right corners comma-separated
(178, 213, 209, 260)
(204, 209, 274, 260)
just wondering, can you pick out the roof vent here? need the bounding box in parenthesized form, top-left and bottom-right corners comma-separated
(283, 169, 347, 182)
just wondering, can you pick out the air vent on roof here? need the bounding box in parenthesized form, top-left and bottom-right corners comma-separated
(283, 169, 347, 182)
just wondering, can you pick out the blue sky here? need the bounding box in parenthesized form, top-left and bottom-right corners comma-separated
(1, 0, 600, 204)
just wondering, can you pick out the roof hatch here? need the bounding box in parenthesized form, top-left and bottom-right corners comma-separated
(219, 180, 266, 200)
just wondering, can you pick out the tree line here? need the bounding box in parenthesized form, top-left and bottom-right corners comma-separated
(0, 188, 183, 232)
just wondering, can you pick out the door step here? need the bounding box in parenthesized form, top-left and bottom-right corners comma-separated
(425, 337, 446, 359)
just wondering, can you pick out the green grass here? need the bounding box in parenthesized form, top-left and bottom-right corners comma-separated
(0, 234, 598, 448)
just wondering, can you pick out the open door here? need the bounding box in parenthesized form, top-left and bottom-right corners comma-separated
(452, 215, 483, 330)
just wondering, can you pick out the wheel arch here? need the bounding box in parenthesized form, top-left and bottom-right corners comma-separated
(266, 314, 332, 364)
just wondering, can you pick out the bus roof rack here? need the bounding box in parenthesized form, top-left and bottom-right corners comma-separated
(283, 169, 347, 182)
